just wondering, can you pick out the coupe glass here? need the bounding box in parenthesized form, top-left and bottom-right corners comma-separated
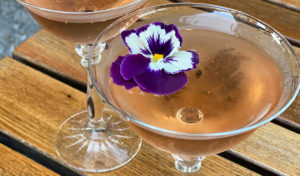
(89, 3, 300, 175)
(17, 0, 147, 172)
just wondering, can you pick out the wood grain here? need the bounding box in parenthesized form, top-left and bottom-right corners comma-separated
(0, 57, 258, 176)
(0, 143, 58, 176)
(233, 123, 300, 176)
(264, 0, 300, 12)
(13, 30, 87, 85)
(184, 0, 300, 42)
(278, 0, 300, 7)
(148, 0, 174, 6)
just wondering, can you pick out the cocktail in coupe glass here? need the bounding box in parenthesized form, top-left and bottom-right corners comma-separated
(89, 3, 300, 175)
(17, 0, 147, 173)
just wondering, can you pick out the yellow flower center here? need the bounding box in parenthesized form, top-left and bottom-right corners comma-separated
(153, 54, 164, 62)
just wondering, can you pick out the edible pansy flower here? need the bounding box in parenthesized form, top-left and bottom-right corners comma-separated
(110, 22, 199, 95)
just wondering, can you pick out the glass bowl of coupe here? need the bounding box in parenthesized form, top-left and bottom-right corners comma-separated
(89, 3, 300, 175)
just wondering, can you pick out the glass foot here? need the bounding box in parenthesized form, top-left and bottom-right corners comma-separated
(172, 154, 205, 174)
(54, 110, 142, 173)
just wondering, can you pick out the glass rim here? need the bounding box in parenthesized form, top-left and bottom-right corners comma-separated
(16, 0, 146, 15)
(89, 3, 300, 139)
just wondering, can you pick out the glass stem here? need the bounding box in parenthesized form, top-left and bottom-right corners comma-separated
(75, 43, 107, 128)
(76, 44, 93, 67)
(87, 72, 105, 125)
(172, 154, 205, 175)
(76, 43, 105, 68)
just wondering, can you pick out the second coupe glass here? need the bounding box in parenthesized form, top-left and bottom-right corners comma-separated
(17, 0, 146, 172)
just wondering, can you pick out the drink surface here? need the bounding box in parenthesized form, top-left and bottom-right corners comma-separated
(22, 0, 141, 43)
(23, 0, 136, 12)
(109, 29, 283, 134)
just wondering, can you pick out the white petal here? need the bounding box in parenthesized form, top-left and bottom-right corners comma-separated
(149, 61, 164, 71)
(164, 30, 181, 57)
(124, 33, 151, 58)
(162, 51, 195, 74)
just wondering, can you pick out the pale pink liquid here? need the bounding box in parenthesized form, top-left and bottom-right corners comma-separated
(108, 29, 283, 156)
(23, 0, 142, 43)
(24, 0, 138, 12)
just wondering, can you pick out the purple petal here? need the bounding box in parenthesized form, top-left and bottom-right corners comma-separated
(134, 70, 187, 95)
(190, 51, 200, 69)
(110, 56, 137, 89)
(124, 81, 138, 89)
(120, 54, 150, 80)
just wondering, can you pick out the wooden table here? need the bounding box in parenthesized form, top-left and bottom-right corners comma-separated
(1, 0, 300, 175)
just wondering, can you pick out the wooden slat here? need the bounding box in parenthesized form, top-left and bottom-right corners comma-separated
(277, 0, 300, 7)
(13, 30, 87, 85)
(264, 0, 300, 12)
(184, 0, 300, 43)
(233, 123, 300, 176)
(0, 57, 258, 176)
(0, 143, 58, 176)
(148, 0, 174, 5)
(13, 31, 300, 126)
